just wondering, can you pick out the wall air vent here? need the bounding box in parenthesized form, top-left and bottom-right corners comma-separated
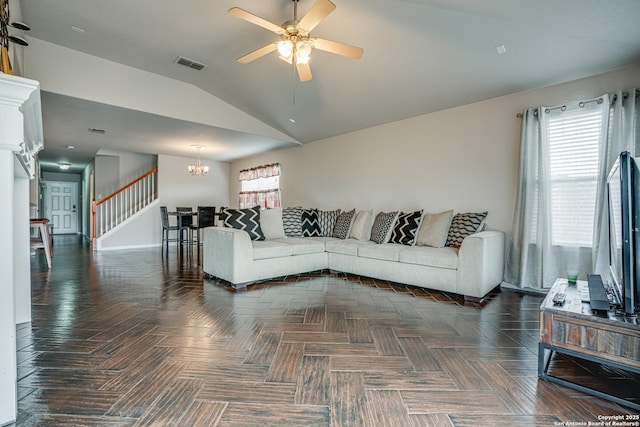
(175, 56, 207, 71)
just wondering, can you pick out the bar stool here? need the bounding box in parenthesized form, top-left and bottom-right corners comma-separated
(30, 218, 52, 269)
(176, 206, 195, 253)
(190, 206, 216, 257)
(160, 206, 179, 256)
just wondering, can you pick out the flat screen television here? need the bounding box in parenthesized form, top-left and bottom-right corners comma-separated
(607, 151, 640, 315)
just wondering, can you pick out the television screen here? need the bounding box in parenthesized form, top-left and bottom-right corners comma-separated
(607, 159, 624, 305)
(607, 151, 640, 315)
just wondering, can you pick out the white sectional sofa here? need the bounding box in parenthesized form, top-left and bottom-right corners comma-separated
(203, 226, 505, 301)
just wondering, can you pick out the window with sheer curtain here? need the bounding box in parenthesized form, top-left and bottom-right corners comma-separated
(239, 163, 281, 209)
(506, 89, 639, 289)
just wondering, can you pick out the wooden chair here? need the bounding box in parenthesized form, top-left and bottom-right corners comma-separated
(30, 218, 52, 269)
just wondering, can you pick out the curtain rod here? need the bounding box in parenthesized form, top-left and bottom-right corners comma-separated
(516, 89, 639, 118)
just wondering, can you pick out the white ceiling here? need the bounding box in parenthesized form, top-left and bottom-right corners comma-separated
(19, 0, 640, 171)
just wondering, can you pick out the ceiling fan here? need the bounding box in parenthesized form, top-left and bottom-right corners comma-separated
(229, 0, 363, 82)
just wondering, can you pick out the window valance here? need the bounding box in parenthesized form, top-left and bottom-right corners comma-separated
(239, 163, 281, 181)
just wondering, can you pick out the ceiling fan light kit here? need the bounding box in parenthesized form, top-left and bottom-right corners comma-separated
(229, 0, 363, 82)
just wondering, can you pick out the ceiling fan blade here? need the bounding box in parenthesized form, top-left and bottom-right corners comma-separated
(297, 0, 336, 33)
(237, 43, 278, 64)
(313, 38, 364, 59)
(228, 7, 285, 35)
(296, 62, 313, 82)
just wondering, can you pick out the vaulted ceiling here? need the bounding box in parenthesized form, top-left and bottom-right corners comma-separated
(18, 0, 640, 170)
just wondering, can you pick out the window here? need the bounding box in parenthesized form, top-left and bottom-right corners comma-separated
(546, 105, 604, 247)
(241, 175, 279, 192)
(238, 163, 281, 209)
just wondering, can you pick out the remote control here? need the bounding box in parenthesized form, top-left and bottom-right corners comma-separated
(553, 292, 566, 305)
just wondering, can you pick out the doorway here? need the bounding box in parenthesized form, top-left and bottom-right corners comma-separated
(44, 181, 79, 234)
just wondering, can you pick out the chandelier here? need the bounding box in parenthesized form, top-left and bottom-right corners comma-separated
(188, 145, 209, 176)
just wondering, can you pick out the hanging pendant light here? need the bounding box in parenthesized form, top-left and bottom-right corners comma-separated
(188, 145, 209, 176)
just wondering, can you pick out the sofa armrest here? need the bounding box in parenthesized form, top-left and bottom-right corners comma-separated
(456, 230, 505, 299)
(203, 226, 253, 283)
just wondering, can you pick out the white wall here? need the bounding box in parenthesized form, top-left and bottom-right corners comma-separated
(159, 154, 230, 211)
(230, 63, 640, 234)
(96, 149, 156, 187)
(94, 155, 120, 199)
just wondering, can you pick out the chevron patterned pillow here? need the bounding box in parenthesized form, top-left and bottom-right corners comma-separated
(282, 206, 304, 237)
(223, 206, 265, 241)
(301, 209, 321, 237)
(389, 210, 423, 245)
(445, 211, 488, 248)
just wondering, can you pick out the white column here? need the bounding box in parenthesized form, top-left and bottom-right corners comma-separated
(0, 151, 17, 425)
(0, 73, 43, 425)
(14, 173, 31, 324)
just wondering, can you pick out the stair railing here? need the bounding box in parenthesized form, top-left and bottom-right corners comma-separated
(92, 167, 158, 240)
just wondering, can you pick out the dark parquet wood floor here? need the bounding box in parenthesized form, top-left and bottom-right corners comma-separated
(16, 235, 639, 426)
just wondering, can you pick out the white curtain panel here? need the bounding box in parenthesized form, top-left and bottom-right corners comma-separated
(506, 95, 619, 289)
(592, 89, 639, 277)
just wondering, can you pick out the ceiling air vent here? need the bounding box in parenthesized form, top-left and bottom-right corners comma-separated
(175, 56, 207, 71)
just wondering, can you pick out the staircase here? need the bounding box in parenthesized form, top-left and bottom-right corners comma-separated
(92, 167, 158, 244)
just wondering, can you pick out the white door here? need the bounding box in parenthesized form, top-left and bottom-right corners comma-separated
(44, 181, 78, 234)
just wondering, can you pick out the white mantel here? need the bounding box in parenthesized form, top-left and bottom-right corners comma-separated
(0, 73, 43, 426)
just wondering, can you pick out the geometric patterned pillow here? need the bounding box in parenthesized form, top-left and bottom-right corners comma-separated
(317, 209, 341, 237)
(223, 206, 265, 241)
(370, 211, 399, 244)
(301, 209, 321, 237)
(445, 211, 488, 248)
(282, 206, 304, 237)
(388, 210, 423, 246)
(332, 209, 356, 239)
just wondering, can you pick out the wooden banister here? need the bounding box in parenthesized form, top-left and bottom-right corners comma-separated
(92, 167, 158, 240)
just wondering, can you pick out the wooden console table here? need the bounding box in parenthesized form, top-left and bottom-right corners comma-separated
(538, 278, 640, 410)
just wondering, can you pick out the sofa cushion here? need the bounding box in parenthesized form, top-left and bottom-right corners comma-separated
(415, 210, 453, 248)
(349, 210, 374, 241)
(223, 206, 265, 241)
(446, 211, 488, 248)
(358, 244, 402, 262)
(317, 209, 341, 237)
(326, 238, 374, 256)
(332, 209, 356, 239)
(370, 211, 399, 244)
(252, 240, 293, 260)
(283, 206, 304, 237)
(260, 207, 286, 239)
(301, 209, 321, 237)
(398, 246, 458, 269)
(389, 210, 423, 245)
(280, 237, 326, 255)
